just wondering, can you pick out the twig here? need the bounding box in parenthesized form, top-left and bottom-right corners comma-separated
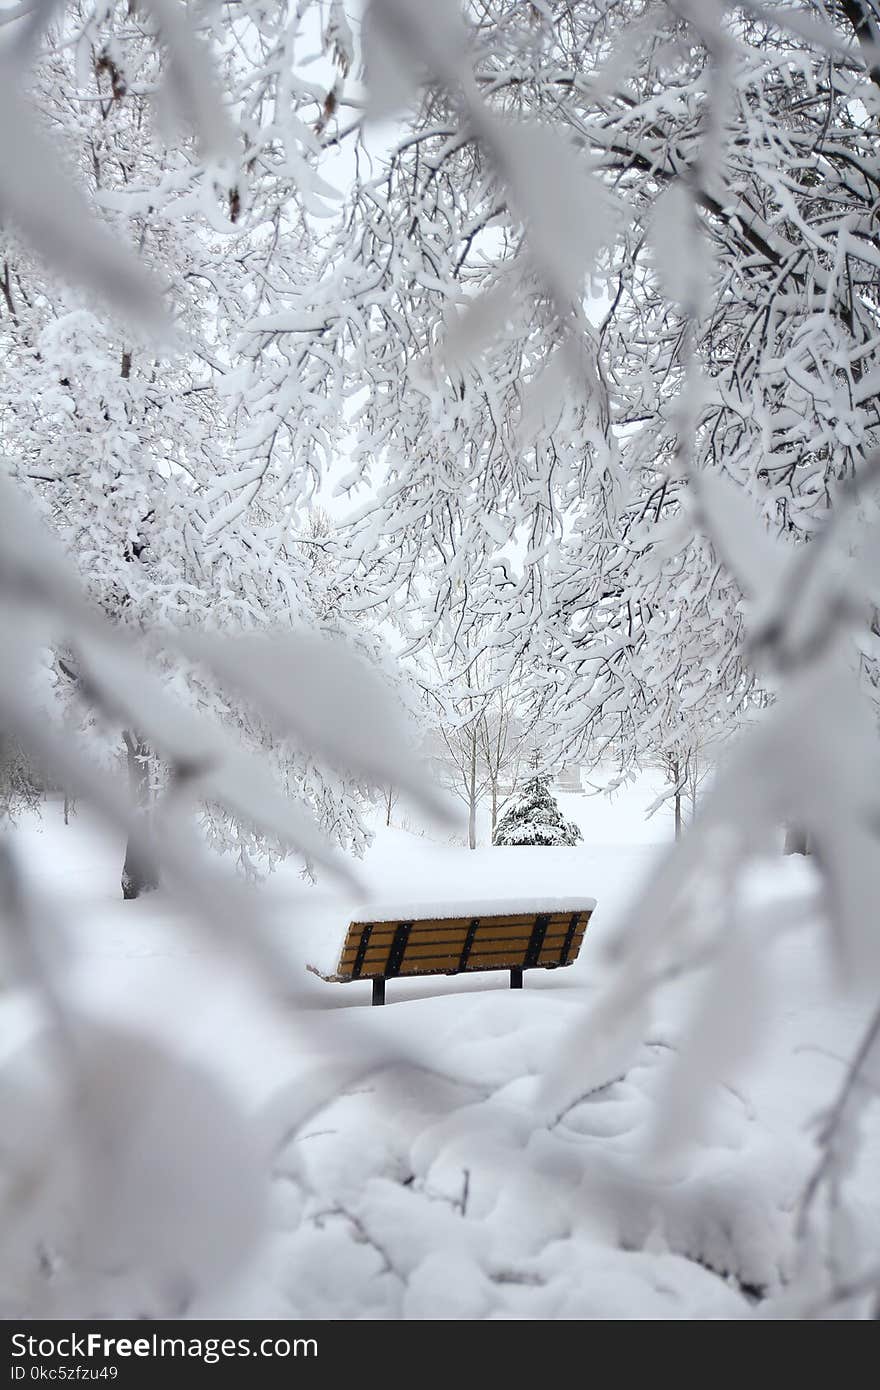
(796, 996, 880, 1238)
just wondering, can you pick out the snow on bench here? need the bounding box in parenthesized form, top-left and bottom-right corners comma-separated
(307, 895, 596, 1005)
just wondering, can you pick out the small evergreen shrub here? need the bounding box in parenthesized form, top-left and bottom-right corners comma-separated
(492, 774, 582, 847)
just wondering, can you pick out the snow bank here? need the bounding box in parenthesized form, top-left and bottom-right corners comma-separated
(6, 804, 878, 1320)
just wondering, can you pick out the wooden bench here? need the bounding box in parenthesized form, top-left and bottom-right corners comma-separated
(309, 902, 594, 1005)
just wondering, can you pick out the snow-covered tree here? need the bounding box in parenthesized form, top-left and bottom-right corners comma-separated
(0, 1, 383, 891)
(0, 735, 42, 825)
(424, 624, 535, 846)
(244, 2, 880, 789)
(492, 772, 582, 847)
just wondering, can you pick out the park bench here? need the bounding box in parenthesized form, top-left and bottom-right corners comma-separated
(308, 898, 595, 1005)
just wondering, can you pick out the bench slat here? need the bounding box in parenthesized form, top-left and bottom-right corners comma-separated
(346, 911, 578, 937)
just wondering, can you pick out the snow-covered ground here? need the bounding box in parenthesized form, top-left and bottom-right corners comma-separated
(2, 778, 878, 1319)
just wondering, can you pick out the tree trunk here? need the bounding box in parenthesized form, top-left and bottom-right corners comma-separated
(467, 732, 477, 850)
(672, 757, 682, 841)
(784, 826, 810, 856)
(121, 731, 159, 900)
(491, 779, 498, 840)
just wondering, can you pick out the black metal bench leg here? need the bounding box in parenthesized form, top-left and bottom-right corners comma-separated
(510, 967, 523, 990)
(372, 977, 386, 1006)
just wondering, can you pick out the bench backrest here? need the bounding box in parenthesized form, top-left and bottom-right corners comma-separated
(334, 907, 592, 983)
